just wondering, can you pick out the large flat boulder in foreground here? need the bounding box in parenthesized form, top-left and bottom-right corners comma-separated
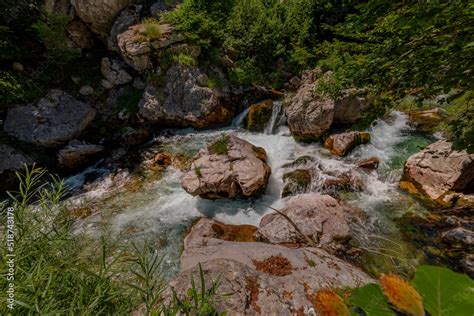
(169, 217, 373, 315)
(400, 140, 474, 202)
(181, 135, 271, 199)
(3, 90, 96, 147)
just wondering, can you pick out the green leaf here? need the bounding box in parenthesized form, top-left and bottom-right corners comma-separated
(412, 265, 474, 316)
(349, 284, 395, 316)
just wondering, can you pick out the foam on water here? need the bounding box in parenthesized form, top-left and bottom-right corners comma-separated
(69, 108, 431, 275)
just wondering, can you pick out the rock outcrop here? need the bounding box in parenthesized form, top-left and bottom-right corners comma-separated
(108, 4, 142, 52)
(400, 140, 474, 202)
(408, 108, 445, 133)
(139, 63, 232, 128)
(72, 0, 130, 41)
(324, 131, 370, 156)
(117, 23, 184, 71)
(257, 194, 352, 249)
(3, 90, 96, 147)
(285, 70, 364, 142)
(101, 57, 133, 88)
(169, 217, 373, 315)
(246, 99, 273, 132)
(181, 135, 271, 199)
(285, 81, 334, 141)
(57, 141, 104, 169)
(0, 145, 33, 191)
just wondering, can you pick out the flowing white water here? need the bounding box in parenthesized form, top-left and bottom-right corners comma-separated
(264, 100, 287, 135)
(69, 108, 431, 275)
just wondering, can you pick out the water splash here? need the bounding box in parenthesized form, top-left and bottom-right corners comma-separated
(68, 110, 432, 276)
(264, 101, 287, 135)
(231, 107, 250, 128)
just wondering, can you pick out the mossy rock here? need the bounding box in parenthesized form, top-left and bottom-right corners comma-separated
(281, 169, 312, 197)
(247, 99, 273, 132)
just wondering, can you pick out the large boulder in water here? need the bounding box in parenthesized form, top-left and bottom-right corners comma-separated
(285, 80, 334, 141)
(168, 217, 373, 315)
(400, 140, 474, 202)
(285, 71, 363, 142)
(139, 63, 233, 128)
(181, 135, 271, 199)
(3, 90, 96, 147)
(257, 193, 352, 250)
(324, 131, 370, 156)
(72, 0, 130, 41)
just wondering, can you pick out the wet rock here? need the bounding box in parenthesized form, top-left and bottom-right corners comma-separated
(324, 131, 370, 157)
(79, 85, 94, 96)
(246, 99, 273, 132)
(72, 0, 130, 41)
(117, 22, 184, 71)
(101, 57, 133, 88)
(285, 80, 334, 141)
(320, 171, 365, 193)
(184, 218, 257, 250)
(153, 152, 172, 167)
(181, 135, 271, 199)
(281, 155, 316, 169)
(3, 90, 96, 147)
(0, 145, 33, 191)
(121, 127, 150, 145)
(57, 141, 104, 169)
(408, 108, 445, 133)
(357, 156, 380, 170)
(108, 4, 142, 51)
(441, 227, 474, 246)
(400, 140, 474, 202)
(281, 169, 312, 197)
(257, 193, 352, 249)
(139, 63, 232, 128)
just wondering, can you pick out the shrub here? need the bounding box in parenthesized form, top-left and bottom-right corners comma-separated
(208, 135, 230, 155)
(139, 17, 162, 40)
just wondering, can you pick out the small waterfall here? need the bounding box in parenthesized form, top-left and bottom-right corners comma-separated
(264, 101, 286, 135)
(231, 107, 250, 128)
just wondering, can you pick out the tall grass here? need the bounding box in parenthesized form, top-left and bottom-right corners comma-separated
(0, 165, 222, 315)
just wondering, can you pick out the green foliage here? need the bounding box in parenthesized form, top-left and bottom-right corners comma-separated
(208, 135, 230, 155)
(139, 17, 162, 40)
(31, 12, 79, 63)
(349, 284, 394, 316)
(345, 265, 474, 316)
(412, 265, 474, 316)
(172, 53, 197, 68)
(162, 264, 224, 316)
(165, 0, 353, 86)
(117, 87, 143, 115)
(0, 165, 223, 315)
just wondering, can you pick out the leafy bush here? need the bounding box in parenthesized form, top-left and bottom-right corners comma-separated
(0, 166, 223, 315)
(315, 265, 474, 316)
(172, 53, 197, 68)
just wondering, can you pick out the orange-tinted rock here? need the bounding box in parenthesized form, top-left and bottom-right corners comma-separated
(324, 131, 370, 156)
